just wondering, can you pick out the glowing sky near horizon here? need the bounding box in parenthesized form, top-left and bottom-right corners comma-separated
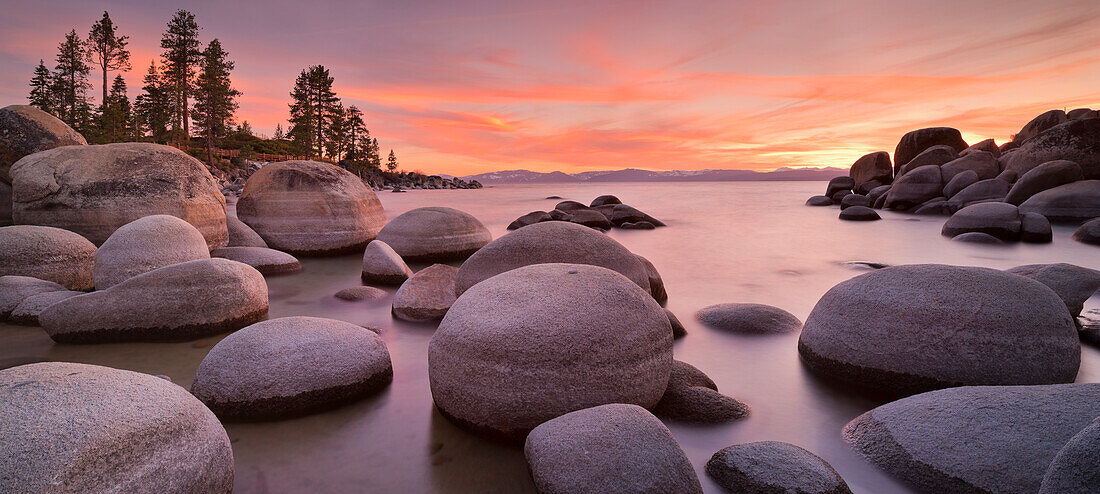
(1, 0, 1099, 175)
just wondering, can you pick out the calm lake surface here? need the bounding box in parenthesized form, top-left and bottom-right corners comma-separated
(3, 181, 1098, 493)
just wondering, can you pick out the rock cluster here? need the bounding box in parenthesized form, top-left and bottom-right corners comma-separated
(507, 195, 664, 231)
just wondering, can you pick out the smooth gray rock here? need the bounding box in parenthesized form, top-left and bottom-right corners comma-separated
(844, 383, 1100, 494)
(1015, 109, 1068, 144)
(620, 220, 656, 230)
(361, 240, 413, 285)
(8, 289, 82, 326)
(944, 178, 1010, 212)
(0, 362, 233, 493)
(867, 184, 892, 204)
(941, 202, 1021, 240)
(830, 190, 851, 203)
(392, 264, 458, 322)
(913, 198, 951, 216)
(429, 263, 672, 442)
(826, 176, 855, 198)
(1018, 180, 1100, 223)
(1001, 118, 1100, 179)
(0, 275, 66, 319)
(666, 309, 686, 338)
(806, 195, 834, 206)
(884, 165, 943, 210)
(40, 258, 269, 344)
(653, 360, 748, 423)
(211, 246, 302, 275)
(1039, 416, 1100, 494)
(849, 152, 893, 194)
(940, 151, 999, 183)
(236, 160, 386, 255)
(942, 170, 978, 198)
(225, 215, 267, 248)
(1020, 212, 1053, 243)
(1005, 160, 1085, 205)
(94, 215, 211, 290)
(0, 105, 86, 183)
(554, 200, 589, 212)
(952, 232, 1005, 244)
(894, 128, 967, 176)
(570, 209, 612, 229)
(697, 303, 802, 334)
(507, 210, 551, 230)
(706, 441, 852, 494)
(839, 206, 881, 221)
(524, 404, 702, 494)
(840, 194, 870, 210)
(610, 204, 664, 227)
(590, 194, 621, 207)
(334, 286, 387, 302)
(191, 316, 393, 421)
(0, 225, 96, 290)
(996, 168, 1018, 183)
(376, 207, 491, 262)
(454, 221, 651, 297)
(10, 143, 227, 248)
(1006, 263, 1100, 317)
(961, 138, 1000, 158)
(798, 264, 1079, 396)
(1073, 218, 1100, 245)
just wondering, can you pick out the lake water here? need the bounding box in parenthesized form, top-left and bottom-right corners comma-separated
(3, 181, 1098, 493)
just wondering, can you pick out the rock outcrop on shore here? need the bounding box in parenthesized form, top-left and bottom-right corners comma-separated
(375, 207, 491, 262)
(798, 264, 1079, 397)
(94, 215, 211, 289)
(844, 383, 1100, 494)
(0, 105, 86, 184)
(9, 142, 228, 248)
(40, 258, 268, 343)
(524, 404, 702, 494)
(191, 316, 393, 421)
(0, 225, 96, 290)
(706, 441, 852, 494)
(429, 263, 672, 442)
(0, 362, 234, 493)
(361, 240, 414, 285)
(236, 160, 386, 255)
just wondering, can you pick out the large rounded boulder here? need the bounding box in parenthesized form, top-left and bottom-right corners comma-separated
(524, 404, 702, 494)
(848, 151, 892, 194)
(453, 221, 651, 297)
(0, 362, 233, 493)
(191, 316, 392, 421)
(1039, 417, 1100, 494)
(0, 104, 86, 183)
(1017, 180, 1100, 223)
(893, 127, 968, 175)
(236, 160, 386, 255)
(941, 202, 1022, 241)
(797, 264, 1079, 396)
(375, 206, 491, 262)
(1005, 160, 1085, 205)
(883, 165, 943, 210)
(9, 143, 227, 248)
(1001, 118, 1100, 179)
(1006, 263, 1100, 318)
(0, 224, 95, 290)
(1014, 109, 1068, 144)
(844, 383, 1100, 494)
(93, 214, 211, 290)
(40, 258, 268, 343)
(391, 264, 459, 322)
(428, 263, 672, 442)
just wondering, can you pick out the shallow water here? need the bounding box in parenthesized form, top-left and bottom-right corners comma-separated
(3, 181, 1098, 493)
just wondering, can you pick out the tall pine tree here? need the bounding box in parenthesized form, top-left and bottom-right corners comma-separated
(135, 61, 170, 142)
(288, 65, 340, 157)
(28, 60, 56, 113)
(97, 75, 133, 142)
(86, 11, 130, 108)
(160, 10, 201, 142)
(192, 39, 240, 165)
(53, 29, 93, 130)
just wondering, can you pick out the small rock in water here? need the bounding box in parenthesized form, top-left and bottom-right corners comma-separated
(544, 195, 563, 200)
(952, 231, 1005, 244)
(706, 441, 852, 494)
(697, 303, 802, 334)
(0, 225, 96, 291)
(805, 195, 834, 206)
(1039, 416, 1100, 494)
(334, 286, 388, 302)
(838, 206, 880, 221)
(1073, 218, 1100, 245)
(839, 194, 870, 210)
(665, 309, 687, 338)
(524, 404, 703, 494)
(1019, 212, 1053, 243)
(653, 360, 748, 423)
(610, 204, 664, 227)
(569, 209, 612, 230)
(191, 316, 393, 421)
(840, 261, 890, 270)
(507, 211, 552, 230)
(1018, 180, 1100, 223)
(392, 264, 458, 322)
(211, 247, 302, 276)
(620, 220, 656, 229)
(226, 215, 268, 248)
(361, 240, 414, 285)
(554, 200, 590, 212)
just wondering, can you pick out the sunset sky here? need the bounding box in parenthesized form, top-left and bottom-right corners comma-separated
(1, 0, 1098, 176)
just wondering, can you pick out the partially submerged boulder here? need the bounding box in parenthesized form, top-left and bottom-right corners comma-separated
(653, 360, 748, 423)
(524, 404, 702, 494)
(236, 160, 386, 255)
(93, 215, 211, 290)
(1020, 212, 1053, 243)
(0, 224, 95, 290)
(849, 152, 892, 194)
(839, 206, 881, 221)
(1073, 218, 1100, 245)
(1005, 263, 1100, 318)
(0, 362, 233, 493)
(8, 289, 82, 326)
(1018, 180, 1100, 223)
(375, 207, 491, 262)
(211, 246, 302, 276)
(941, 202, 1022, 241)
(805, 195, 834, 206)
(507, 210, 551, 230)
(9, 143, 227, 248)
(706, 441, 852, 494)
(361, 240, 413, 285)
(697, 303, 802, 334)
(392, 264, 458, 322)
(40, 258, 269, 343)
(0, 275, 66, 319)
(191, 316, 393, 421)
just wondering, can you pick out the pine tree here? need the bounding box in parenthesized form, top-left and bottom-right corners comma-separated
(135, 61, 170, 142)
(385, 149, 399, 172)
(343, 105, 367, 162)
(192, 38, 240, 165)
(236, 120, 253, 137)
(28, 60, 56, 113)
(288, 65, 340, 157)
(54, 29, 93, 130)
(96, 74, 132, 142)
(86, 11, 130, 108)
(367, 137, 381, 169)
(160, 10, 201, 143)
(273, 123, 285, 140)
(327, 102, 348, 160)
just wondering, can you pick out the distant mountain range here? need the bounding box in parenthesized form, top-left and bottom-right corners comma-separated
(458, 167, 847, 184)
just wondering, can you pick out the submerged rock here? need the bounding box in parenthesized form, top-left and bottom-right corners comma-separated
(569, 209, 612, 229)
(507, 210, 551, 230)
(0, 362, 233, 493)
(839, 194, 870, 210)
(666, 309, 687, 338)
(844, 383, 1100, 494)
(0, 225, 95, 290)
(361, 240, 413, 285)
(392, 264, 458, 322)
(805, 195, 834, 206)
(1020, 212, 1053, 243)
(620, 220, 656, 229)
(798, 264, 1079, 396)
(636, 254, 668, 306)
(610, 204, 665, 227)
(697, 303, 802, 334)
(838, 206, 881, 221)
(706, 441, 852, 494)
(1018, 180, 1100, 223)
(9, 142, 227, 248)
(376, 207, 491, 262)
(94, 215, 211, 290)
(1006, 263, 1100, 318)
(1073, 218, 1100, 245)
(952, 232, 1005, 244)
(191, 316, 392, 421)
(429, 263, 671, 442)
(653, 360, 748, 423)
(334, 286, 387, 302)
(524, 404, 702, 494)
(0, 104, 86, 183)
(590, 194, 622, 206)
(236, 160, 386, 255)
(40, 258, 268, 344)
(941, 202, 1021, 241)
(211, 246, 302, 275)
